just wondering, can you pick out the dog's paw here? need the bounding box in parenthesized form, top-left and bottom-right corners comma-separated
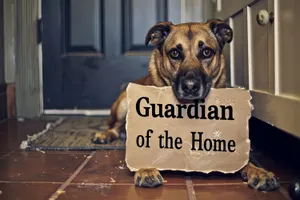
(92, 131, 114, 144)
(241, 163, 280, 191)
(134, 168, 164, 188)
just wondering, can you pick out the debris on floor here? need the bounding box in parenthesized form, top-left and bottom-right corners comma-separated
(110, 178, 116, 183)
(57, 189, 66, 194)
(17, 118, 25, 122)
(36, 148, 45, 154)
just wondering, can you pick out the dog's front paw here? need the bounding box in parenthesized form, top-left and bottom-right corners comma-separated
(241, 163, 280, 191)
(92, 131, 115, 144)
(134, 168, 164, 188)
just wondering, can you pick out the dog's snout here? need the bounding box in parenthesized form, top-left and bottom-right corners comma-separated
(184, 71, 197, 78)
(172, 69, 212, 102)
(181, 77, 200, 94)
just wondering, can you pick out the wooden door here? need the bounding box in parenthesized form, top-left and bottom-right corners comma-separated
(42, 0, 181, 110)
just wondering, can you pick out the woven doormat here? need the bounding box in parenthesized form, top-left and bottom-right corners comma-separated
(19, 116, 126, 151)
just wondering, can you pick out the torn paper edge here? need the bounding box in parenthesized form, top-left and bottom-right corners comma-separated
(126, 142, 250, 173)
(126, 159, 250, 174)
(125, 84, 133, 168)
(126, 83, 249, 92)
(125, 83, 253, 174)
(19, 117, 65, 150)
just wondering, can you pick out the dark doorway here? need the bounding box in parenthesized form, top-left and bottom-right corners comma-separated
(0, 0, 7, 120)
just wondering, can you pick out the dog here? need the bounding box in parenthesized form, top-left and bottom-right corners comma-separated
(92, 19, 280, 191)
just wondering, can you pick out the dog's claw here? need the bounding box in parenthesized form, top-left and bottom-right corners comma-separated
(92, 131, 113, 144)
(136, 176, 141, 186)
(248, 177, 259, 188)
(241, 171, 248, 182)
(134, 168, 164, 188)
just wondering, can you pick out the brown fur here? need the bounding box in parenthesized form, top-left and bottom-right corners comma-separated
(93, 20, 279, 191)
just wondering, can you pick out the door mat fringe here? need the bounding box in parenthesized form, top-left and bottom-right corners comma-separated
(20, 117, 66, 150)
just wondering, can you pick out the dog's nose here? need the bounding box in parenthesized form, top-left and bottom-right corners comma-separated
(181, 78, 200, 94)
(172, 69, 212, 101)
(181, 71, 201, 94)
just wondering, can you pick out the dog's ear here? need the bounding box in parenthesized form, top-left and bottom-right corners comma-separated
(145, 22, 173, 46)
(206, 19, 233, 49)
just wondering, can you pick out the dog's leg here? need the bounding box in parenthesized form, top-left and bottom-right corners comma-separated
(240, 162, 280, 191)
(92, 91, 127, 144)
(134, 168, 164, 188)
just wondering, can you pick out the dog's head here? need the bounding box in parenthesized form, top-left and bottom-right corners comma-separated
(145, 19, 233, 102)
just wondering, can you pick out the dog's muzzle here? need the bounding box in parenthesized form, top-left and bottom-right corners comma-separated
(172, 70, 212, 102)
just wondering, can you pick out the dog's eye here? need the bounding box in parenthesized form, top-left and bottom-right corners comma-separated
(202, 48, 213, 58)
(170, 50, 180, 59)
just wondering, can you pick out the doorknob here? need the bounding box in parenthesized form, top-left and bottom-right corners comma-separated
(256, 10, 274, 26)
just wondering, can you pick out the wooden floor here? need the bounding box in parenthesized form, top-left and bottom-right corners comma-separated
(0, 117, 298, 200)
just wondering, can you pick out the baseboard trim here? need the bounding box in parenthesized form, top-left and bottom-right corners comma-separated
(43, 109, 110, 116)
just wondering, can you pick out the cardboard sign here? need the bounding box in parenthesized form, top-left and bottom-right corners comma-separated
(125, 83, 252, 173)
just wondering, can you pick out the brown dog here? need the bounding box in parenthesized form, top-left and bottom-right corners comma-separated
(92, 19, 279, 191)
